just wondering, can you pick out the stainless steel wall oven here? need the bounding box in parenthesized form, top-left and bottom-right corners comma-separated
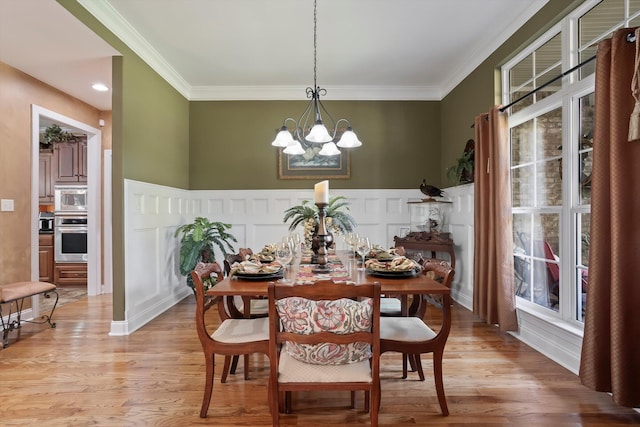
(54, 215, 88, 263)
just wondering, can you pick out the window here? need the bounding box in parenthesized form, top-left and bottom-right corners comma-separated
(503, 0, 638, 326)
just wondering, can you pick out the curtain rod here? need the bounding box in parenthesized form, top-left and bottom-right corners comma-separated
(470, 55, 595, 127)
(470, 30, 638, 127)
(498, 54, 596, 112)
(498, 31, 638, 113)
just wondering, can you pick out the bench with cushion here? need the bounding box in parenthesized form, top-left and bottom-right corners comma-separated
(0, 281, 58, 348)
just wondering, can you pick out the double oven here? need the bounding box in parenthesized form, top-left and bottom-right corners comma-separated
(54, 185, 88, 263)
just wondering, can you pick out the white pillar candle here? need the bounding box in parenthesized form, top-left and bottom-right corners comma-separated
(314, 180, 329, 204)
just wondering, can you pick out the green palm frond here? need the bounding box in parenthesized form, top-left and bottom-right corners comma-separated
(283, 195, 357, 233)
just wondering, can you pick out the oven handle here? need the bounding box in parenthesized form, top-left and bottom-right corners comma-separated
(55, 226, 88, 233)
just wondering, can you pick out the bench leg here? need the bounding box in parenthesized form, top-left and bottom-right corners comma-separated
(1, 300, 23, 349)
(1, 290, 58, 348)
(24, 290, 59, 329)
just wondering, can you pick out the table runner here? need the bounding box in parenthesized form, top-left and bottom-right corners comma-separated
(293, 254, 354, 284)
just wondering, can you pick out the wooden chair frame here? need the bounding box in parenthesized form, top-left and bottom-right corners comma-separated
(379, 258, 454, 416)
(192, 262, 270, 418)
(267, 280, 381, 427)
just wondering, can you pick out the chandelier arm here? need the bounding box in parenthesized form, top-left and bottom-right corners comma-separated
(335, 118, 352, 129)
(296, 96, 316, 143)
(316, 97, 337, 136)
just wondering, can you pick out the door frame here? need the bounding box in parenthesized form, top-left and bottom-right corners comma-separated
(31, 105, 103, 297)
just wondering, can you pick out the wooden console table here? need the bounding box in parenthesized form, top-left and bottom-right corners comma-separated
(394, 232, 456, 269)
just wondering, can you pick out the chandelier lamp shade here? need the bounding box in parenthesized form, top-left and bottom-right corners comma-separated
(271, 0, 363, 157)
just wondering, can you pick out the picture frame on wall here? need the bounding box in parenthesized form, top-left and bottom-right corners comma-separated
(277, 148, 350, 179)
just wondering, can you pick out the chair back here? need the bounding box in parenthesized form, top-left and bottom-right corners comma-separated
(422, 259, 455, 288)
(268, 280, 380, 357)
(267, 279, 381, 424)
(410, 259, 454, 317)
(191, 262, 225, 345)
(223, 253, 243, 276)
(238, 247, 253, 261)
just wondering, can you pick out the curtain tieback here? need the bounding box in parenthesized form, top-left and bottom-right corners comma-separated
(629, 28, 640, 142)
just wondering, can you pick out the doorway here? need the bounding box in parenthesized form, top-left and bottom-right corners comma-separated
(31, 105, 104, 298)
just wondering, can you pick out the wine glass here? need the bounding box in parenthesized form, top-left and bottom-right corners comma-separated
(356, 237, 371, 271)
(345, 232, 359, 258)
(275, 239, 293, 283)
(289, 233, 301, 258)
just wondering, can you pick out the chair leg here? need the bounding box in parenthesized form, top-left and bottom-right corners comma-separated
(371, 387, 380, 427)
(402, 353, 408, 379)
(408, 353, 418, 372)
(221, 355, 232, 383)
(364, 390, 370, 413)
(244, 354, 250, 380)
(413, 354, 425, 381)
(229, 354, 239, 374)
(433, 350, 449, 416)
(285, 391, 292, 414)
(269, 376, 280, 426)
(200, 353, 215, 418)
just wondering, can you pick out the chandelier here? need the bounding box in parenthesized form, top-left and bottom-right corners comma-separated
(271, 0, 363, 157)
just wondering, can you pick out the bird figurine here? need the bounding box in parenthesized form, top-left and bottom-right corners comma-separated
(420, 180, 444, 199)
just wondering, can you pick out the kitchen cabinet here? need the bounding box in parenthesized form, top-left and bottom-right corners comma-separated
(54, 263, 87, 286)
(39, 152, 55, 204)
(39, 234, 54, 282)
(54, 140, 87, 183)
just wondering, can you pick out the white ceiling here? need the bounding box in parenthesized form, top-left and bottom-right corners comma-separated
(0, 0, 548, 111)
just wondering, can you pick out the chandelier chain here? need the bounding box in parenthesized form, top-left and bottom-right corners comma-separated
(313, 0, 318, 91)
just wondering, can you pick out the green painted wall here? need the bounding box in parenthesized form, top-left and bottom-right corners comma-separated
(189, 100, 440, 189)
(59, 1, 190, 321)
(439, 0, 586, 184)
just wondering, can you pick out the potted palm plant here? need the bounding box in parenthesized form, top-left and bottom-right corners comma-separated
(283, 195, 357, 249)
(174, 217, 237, 291)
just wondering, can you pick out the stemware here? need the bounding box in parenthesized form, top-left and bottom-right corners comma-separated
(345, 232, 359, 258)
(289, 233, 301, 258)
(275, 239, 294, 283)
(356, 236, 371, 271)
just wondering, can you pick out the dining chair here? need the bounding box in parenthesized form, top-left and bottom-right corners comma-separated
(380, 251, 423, 317)
(191, 262, 270, 418)
(267, 280, 381, 427)
(379, 258, 454, 416)
(222, 250, 270, 380)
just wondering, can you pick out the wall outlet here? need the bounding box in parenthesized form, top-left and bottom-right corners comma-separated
(1, 199, 14, 212)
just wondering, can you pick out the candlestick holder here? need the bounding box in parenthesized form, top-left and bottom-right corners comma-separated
(313, 202, 331, 273)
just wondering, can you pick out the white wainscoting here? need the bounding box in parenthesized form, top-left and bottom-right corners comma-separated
(444, 183, 475, 310)
(118, 180, 466, 335)
(116, 179, 582, 375)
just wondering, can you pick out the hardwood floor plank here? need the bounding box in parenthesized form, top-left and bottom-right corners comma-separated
(0, 294, 638, 426)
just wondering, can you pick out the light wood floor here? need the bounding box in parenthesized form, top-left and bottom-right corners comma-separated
(1, 294, 638, 426)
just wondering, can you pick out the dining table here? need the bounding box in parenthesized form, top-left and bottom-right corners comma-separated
(206, 251, 451, 319)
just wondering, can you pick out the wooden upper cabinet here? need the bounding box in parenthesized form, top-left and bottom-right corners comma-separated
(78, 140, 88, 181)
(39, 151, 54, 204)
(54, 140, 87, 183)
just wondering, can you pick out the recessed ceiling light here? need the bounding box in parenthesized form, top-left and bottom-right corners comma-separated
(92, 83, 109, 92)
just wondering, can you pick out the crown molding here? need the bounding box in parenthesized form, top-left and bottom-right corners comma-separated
(78, 0, 191, 99)
(440, 0, 550, 97)
(189, 85, 443, 101)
